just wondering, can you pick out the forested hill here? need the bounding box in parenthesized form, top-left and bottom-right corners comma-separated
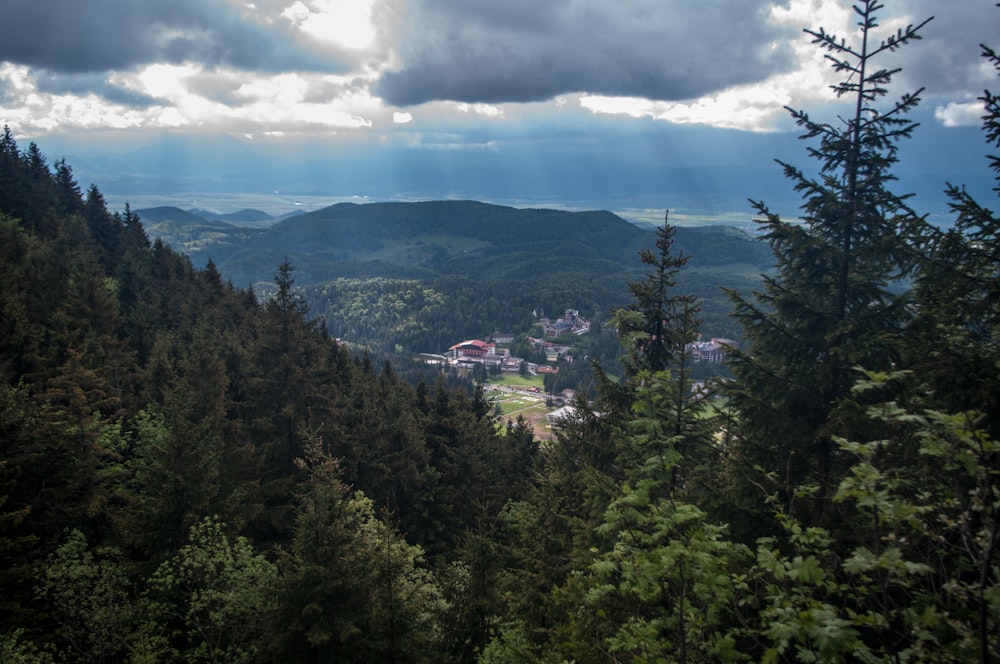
(263, 200, 642, 250)
(139, 199, 773, 350)
(141, 199, 772, 285)
(0, 129, 539, 661)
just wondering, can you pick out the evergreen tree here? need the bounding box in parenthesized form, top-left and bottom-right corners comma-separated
(243, 260, 330, 543)
(489, 216, 730, 661)
(83, 184, 120, 269)
(267, 441, 443, 663)
(907, 35, 1000, 439)
(52, 159, 83, 217)
(724, 1, 932, 531)
(898, 22, 1000, 663)
(581, 218, 747, 662)
(611, 213, 700, 377)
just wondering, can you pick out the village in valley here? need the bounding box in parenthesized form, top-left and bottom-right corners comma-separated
(419, 307, 736, 439)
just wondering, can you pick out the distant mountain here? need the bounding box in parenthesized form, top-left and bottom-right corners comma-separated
(137, 199, 773, 289)
(189, 208, 276, 224)
(137, 206, 230, 226)
(252, 200, 643, 258)
(136, 206, 264, 260)
(133, 199, 774, 346)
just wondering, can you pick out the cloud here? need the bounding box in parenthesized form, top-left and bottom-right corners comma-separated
(2, 0, 994, 138)
(0, 0, 353, 74)
(571, 1, 999, 131)
(34, 71, 163, 108)
(282, 0, 379, 51)
(934, 100, 986, 127)
(889, 0, 998, 97)
(375, 0, 797, 106)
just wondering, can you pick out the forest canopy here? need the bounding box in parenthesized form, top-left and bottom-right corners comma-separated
(1, 2, 999, 662)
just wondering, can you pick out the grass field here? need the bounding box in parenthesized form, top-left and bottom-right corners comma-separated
(487, 390, 546, 415)
(486, 388, 557, 440)
(488, 374, 545, 389)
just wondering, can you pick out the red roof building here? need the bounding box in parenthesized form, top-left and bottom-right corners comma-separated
(448, 339, 493, 359)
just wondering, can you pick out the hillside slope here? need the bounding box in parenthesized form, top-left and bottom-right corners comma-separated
(141, 200, 772, 286)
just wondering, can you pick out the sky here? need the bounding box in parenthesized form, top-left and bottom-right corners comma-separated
(1, 0, 997, 222)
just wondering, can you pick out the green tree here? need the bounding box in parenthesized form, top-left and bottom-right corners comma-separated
(0, 629, 56, 664)
(739, 370, 999, 662)
(243, 260, 331, 543)
(907, 37, 1000, 440)
(900, 26, 1000, 662)
(488, 216, 734, 662)
(584, 218, 747, 662)
(35, 529, 133, 663)
(267, 441, 444, 663)
(724, 1, 932, 531)
(611, 213, 700, 377)
(143, 517, 276, 663)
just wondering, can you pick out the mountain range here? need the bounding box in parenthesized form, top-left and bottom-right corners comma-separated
(137, 200, 774, 289)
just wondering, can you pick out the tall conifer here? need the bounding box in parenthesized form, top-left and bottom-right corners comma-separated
(908, 35, 1000, 438)
(724, 1, 932, 528)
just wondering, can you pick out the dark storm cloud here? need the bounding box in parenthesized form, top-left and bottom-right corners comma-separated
(894, 0, 999, 96)
(0, 0, 349, 74)
(35, 72, 162, 108)
(375, 0, 797, 106)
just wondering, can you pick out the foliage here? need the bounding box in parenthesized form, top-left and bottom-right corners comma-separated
(0, 629, 56, 664)
(267, 443, 445, 663)
(35, 529, 133, 663)
(143, 517, 276, 663)
(724, 0, 932, 532)
(611, 214, 701, 376)
(744, 370, 1000, 662)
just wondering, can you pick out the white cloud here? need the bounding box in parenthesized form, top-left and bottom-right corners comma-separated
(235, 72, 310, 103)
(282, 0, 378, 50)
(455, 102, 503, 118)
(578, 96, 652, 119)
(0, 61, 379, 134)
(392, 111, 413, 123)
(935, 100, 986, 127)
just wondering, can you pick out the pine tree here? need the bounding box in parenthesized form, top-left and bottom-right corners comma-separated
(908, 37, 1000, 439)
(266, 441, 443, 663)
(724, 1, 932, 530)
(242, 260, 331, 543)
(52, 159, 83, 217)
(487, 215, 734, 662)
(611, 213, 700, 378)
(901, 22, 1000, 663)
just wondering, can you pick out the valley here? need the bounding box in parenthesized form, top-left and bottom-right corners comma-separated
(136, 199, 774, 365)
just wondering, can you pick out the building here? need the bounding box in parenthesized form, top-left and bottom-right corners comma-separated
(501, 357, 523, 373)
(544, 308, 590, 337)
(689, 338, 738, 363)
(545, 321, 573, 338)
(545, 405, 578, 427)
(448, 339, 493, 359)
